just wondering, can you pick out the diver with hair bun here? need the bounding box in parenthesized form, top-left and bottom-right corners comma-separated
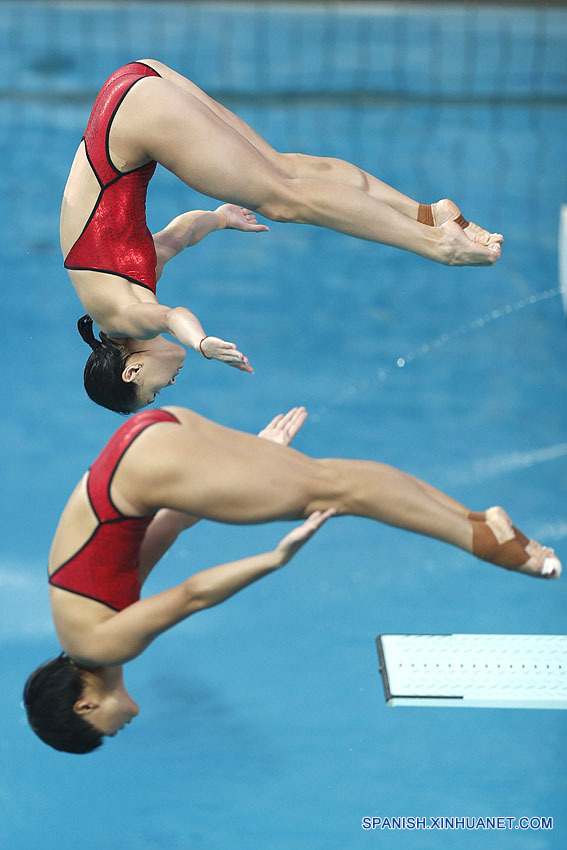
(62, 60, 503, 413)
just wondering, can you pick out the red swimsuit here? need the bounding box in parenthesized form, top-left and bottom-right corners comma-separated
(49, 410, 180, 611)
(64, 62, 162, 293)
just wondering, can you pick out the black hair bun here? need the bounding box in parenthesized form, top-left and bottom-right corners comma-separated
(77, 315, 101, 351)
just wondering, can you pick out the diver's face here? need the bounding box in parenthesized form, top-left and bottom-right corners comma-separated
(73, 667, 140, 737)
(89, 690, 140, 738)
(123, 336, 186, 408)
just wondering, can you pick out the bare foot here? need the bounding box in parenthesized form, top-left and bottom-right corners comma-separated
(473, 506, 562, 579)
(437, 220, 502, 266)
(432, 198, 504, 248)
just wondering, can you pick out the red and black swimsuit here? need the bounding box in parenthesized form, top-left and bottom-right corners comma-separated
(64, 61, 162, 294)
(49, 410, 180, 611)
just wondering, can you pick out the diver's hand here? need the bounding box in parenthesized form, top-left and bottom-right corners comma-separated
(257, 407, 308, 446)
(215, 204, 270, 233)
(199, 336, 253, 373)
(275, 510, 336, 565)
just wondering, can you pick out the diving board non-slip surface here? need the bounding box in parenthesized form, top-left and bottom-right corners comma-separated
(376, 634, 567, 709)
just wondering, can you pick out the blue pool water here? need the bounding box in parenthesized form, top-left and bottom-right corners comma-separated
(1, 3, 566, 849)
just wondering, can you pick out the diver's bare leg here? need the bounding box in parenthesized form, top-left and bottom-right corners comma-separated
(121, 417, 558, 578)
(137, 59, 422, 218)
(140, 60, 502, 249)
(112, 76, 500, 266)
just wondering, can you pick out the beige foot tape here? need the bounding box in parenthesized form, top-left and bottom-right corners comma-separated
(418, 203, 469, 230)
(468, 511, 529, 548)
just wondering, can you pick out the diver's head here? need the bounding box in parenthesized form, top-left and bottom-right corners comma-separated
(23, 655, 103, 753)
(23, 656, 139, 753)
(78, 315, 184, 413)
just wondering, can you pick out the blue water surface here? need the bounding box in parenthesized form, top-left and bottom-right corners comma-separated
(1, 3, 566, 850)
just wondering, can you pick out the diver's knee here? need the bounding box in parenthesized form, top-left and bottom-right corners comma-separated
(257, 180, 311, 224)
(303, 459, 348, 514)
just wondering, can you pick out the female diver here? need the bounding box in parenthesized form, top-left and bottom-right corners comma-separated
(61, 59, 503, 413)
(24, 406, 559, 753)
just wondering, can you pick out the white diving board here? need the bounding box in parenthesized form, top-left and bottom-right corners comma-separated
(376, 634, 567, 709)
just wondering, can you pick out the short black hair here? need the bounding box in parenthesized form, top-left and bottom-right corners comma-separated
(77, 315, 139, 414)
(23, 655, 104, 754)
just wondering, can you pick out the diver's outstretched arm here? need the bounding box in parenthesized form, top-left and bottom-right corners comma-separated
(153, 204, 269, 280)
(107, 301, 253, 373)
(89, 511, 333, 665)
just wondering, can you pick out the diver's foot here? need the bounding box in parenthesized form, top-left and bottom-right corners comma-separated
(431, 198, 504, 248)
(471, 506, 562, 579)
(437, 219, 502, 266)
(468, 509, 528, 547)
(418, 199, 502, 265)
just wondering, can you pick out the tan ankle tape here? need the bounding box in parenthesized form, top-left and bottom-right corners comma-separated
(472, 522, 528, 569)
(468, 511, 529, 548)
(454, 213, 469, 229)
(417, 204, 434, 226)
